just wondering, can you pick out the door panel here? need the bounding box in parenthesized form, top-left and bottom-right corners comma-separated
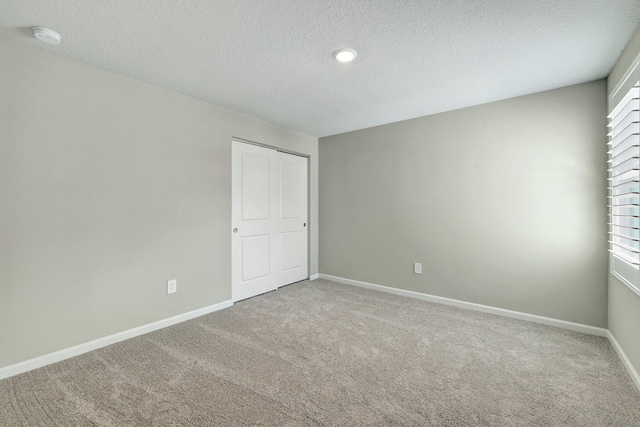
(232, 141, 308, 301)
(241, 235, 270, 281)
(280, 231, 304, 271)
(281, 162, 303, 219)
(241, 154, 270, 220)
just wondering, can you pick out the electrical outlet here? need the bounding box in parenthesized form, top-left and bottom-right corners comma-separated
(414, 263, 422, 274)
(167, 279, 177, 294)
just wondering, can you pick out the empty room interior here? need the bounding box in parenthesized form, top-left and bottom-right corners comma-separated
(1, 1, 640, 425)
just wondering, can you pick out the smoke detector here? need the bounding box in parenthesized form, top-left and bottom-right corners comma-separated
(32, 27, 62, 45)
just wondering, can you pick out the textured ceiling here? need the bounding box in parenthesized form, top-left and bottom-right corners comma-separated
(1, 1, 639, 137)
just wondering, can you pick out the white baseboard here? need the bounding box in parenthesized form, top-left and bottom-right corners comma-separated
(607, 330, 640, 392)
(308, 273, 320, 280)
(318, 274, 608, 337)
(0, 300, 233, 381)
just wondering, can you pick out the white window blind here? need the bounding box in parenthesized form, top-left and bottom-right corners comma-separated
(608, 82, 640, 267)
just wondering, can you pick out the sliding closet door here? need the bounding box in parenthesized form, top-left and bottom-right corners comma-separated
(232, 141, 308, 302)
(276, 150, 308, 287)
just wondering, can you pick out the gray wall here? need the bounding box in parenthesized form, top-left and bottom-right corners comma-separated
(0, 37, 318, 369)
(607, 25, 640, 376)
(320, 80, 608, 327)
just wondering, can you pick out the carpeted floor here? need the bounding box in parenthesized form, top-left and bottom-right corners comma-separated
(1, 279, 639, 426)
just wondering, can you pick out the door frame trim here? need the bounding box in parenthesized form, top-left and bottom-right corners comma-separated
(232, 136, 309, 158)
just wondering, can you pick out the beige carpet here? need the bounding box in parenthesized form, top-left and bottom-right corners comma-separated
(1, 279, 639, 426)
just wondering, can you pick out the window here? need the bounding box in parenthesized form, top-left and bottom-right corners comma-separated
(609, 81, 640, 294)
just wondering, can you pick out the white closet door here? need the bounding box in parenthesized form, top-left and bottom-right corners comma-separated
(231, 142, 277, 301)
(276, 150, 308, 287)
(232, 141, 308, 302)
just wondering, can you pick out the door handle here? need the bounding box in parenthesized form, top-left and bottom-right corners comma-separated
(233, 228, 238, 233)
(303, 223, 306, 227)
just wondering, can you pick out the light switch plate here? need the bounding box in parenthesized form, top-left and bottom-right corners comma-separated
(167, 279, 177, 294)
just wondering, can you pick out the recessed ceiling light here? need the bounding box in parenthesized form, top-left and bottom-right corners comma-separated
(333, 48, 357, 63)
(32, 27, 62, 45)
